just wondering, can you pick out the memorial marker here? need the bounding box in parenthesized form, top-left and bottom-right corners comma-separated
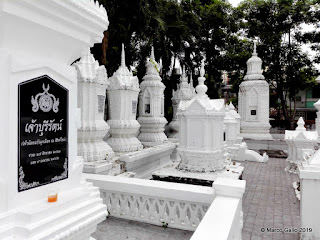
(18, 75, 68, 192)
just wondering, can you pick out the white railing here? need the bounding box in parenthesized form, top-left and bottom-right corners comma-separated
(191, 178, 245, 240)
(84, 174, 245, 238)
(84, 174, 213, 230)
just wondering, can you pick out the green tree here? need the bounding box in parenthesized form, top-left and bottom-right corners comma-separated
(238, 0, 317, 126)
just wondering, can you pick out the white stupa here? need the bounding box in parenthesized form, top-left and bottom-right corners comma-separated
(168, 66, 194, 139)
(106, 44, 143, 153)
(74, 49, 115, 164)
(177, 61, 227, 172)
(137, 47, 168, 145)
(238, 40, 272, 140)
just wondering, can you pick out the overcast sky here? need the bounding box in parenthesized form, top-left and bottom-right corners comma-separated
(228, 0, 242, 7)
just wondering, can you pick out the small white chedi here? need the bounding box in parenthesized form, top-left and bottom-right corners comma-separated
(74, 49, 115, 164)
(107, 44, 143, 153)
(168, 66, 194, 139)
(177, 61, 227, 172)
(238, 40, 272, 140)
(224, 103, 269, 162)
(138, 47, 168, 145)
(285, 100, 320, 174)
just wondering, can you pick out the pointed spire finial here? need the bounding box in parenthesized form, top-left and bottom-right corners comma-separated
(296, 117, 306, 131)
(121, 43, 125, 67)
(150, 46, 155, 61)
(195, 60, 208, 99)
(200, 60, 205, 77)
(253, 39, 258, 56)
(190, 72, 194, 90)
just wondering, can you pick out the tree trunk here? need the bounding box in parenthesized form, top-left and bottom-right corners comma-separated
(101, 31, 109, 65)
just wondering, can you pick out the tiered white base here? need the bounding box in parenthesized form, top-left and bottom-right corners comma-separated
(177, 148, 226, 172)
(78, 140, 115, 162)
(107, 137, 143, 154)
(0, 181, 107, 240)
(138, 116, 168, 144)
(107, 120, 143, 154)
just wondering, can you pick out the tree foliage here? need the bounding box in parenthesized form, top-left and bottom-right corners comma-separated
(93, 0, 319, 125)
(238, 0, 318, 123)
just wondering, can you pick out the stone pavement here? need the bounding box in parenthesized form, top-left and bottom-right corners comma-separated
(241, 157, 300, 240)
(92, 217, 193, 240)
(92, 157, 300, 240)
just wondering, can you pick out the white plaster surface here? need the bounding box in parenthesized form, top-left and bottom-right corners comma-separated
(0, 0, 108, 239)
(299, 150, 320, 240)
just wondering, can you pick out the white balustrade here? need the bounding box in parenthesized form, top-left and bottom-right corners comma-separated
(191, 178, 245, 240)
(85, 174, 245, 238)
(84, 174, 213, 231)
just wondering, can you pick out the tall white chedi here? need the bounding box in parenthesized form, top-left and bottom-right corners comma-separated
(74, 49, 115, 163)
(138, 47, 168, 144)
(177, 61, 226, 172)
(238, 40, 272, 140)
(168, 66, 194, 139)
(107, 44, 143, 153)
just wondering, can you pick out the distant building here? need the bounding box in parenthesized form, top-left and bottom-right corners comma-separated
(291, 86, 320, 121)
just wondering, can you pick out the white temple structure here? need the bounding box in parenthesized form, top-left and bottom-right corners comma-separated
(238, 40, 272, 140)
(74, 50, 115, 172)
(107, 44, 143, 153)
(177, 61, 227, 172)
(138, 47, 168, 145)
(168, 66, 194, 139)
(285, 101, 320, 173)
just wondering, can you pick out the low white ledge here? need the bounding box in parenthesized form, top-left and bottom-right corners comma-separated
(190, 196, 242, 240)
(84, 174, 214, 204)
(213, 177, 246, 198)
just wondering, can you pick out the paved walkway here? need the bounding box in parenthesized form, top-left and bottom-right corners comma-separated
(92, 217, 193, 240)
(92, 157, 300, 240)
(241, 157, 300, 240)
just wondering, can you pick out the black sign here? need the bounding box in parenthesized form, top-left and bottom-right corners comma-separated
(18, 75, 68, 192)
(251, 110, 257, 116)
(98, 95, 105, 113)
(132, 100, 137, 113)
